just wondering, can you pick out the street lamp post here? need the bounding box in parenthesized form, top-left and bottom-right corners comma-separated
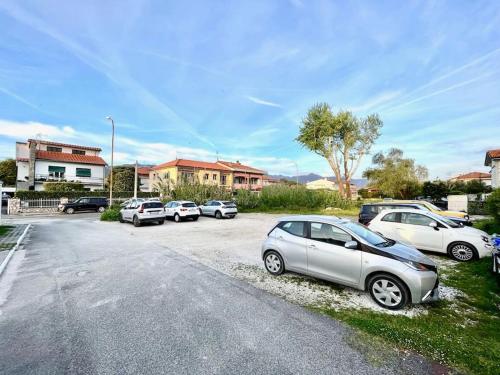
(0, 180, 3, 224)
(106, 116, 115, 205)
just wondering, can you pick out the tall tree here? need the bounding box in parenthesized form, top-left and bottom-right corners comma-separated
(106, 167, 135, 192)
(363, 148, 428, 199)
(296, 104, 382, 198)
(0, 158, 17, 186)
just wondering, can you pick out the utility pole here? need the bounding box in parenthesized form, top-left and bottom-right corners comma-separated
(106, 116, 115, 205)
(0, 180, 3, 224)
(134, 160, 138, 199)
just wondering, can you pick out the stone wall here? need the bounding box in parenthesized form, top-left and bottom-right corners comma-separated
(7, 198, 61, 215)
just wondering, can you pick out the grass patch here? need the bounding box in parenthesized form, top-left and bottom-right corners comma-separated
(239, 206, 359, 217)
(0, 225, 14, 237)
(473, 219, 500, 235)
(314, 258, 500, 375)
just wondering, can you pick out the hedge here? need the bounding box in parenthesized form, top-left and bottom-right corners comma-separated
(14, 190, 159, 200)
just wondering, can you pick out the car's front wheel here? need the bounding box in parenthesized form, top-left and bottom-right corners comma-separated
(448, 242, 476, 262)
(119, 213, 124, 223)
(264, 251, 284, 275)
(368, 274, 409, 310)
(97, 206, 105, 213)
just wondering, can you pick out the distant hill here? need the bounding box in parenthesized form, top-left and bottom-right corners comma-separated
(269, 173, 368, 187)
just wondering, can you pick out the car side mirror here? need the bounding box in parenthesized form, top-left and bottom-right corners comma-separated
(429, 221, 439, 230)
(344, 240, 358, 250)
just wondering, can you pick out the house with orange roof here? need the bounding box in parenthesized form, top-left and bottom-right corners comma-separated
(449, 171, 492, 186)
(150, 158, 266, 192)
(15, 139, 106, 191)
(485, 149, 500, 188)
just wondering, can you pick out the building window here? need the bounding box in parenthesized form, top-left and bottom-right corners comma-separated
(76, 168, 91, 177)
(47, 146, 62, 152)
(72, 149, 86, 155)
(221, 175, 227, 185)
(204, 173, 209, 180)
(48, 165, 65, 178)
(213, 174, 217, 181)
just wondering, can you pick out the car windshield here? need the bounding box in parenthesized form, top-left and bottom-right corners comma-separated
(423, 202, 442, 211)
(342, 221, 393, 247)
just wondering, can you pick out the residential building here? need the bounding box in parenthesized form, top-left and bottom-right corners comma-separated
(16, 139, 106, 191)
(449, 171, 491, 186)
(485, 149, 500, 188)
(137, 166, 152, 192)
(150, 158, 265, 191)
(263, 175, 280, 186)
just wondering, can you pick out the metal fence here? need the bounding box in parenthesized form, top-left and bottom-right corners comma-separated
(20, 198, 68, 208)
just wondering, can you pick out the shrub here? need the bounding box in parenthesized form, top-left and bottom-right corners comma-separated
(43, 182, 85, 192)
(100, 206, 121, 221)
(258, 185, 350, 210)
(234, 189, 260, 209)
(171, 182, 232, 205)
(485, 189, 500, 222)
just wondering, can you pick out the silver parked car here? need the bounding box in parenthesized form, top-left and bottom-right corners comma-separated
(119, 199, 166, 227)
(199, 200, 238, 219)
(262, 215, 439, 310)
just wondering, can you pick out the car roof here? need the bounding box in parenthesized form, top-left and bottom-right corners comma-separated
(363, 202, 422, 206)
(375, 208, 427, 214)
(277, 215, 346, 225)
(172, 200, 195, 203)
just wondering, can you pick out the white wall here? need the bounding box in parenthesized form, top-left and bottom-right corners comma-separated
(37, 143, 99, 156)
(492, 160, 499, 189)
(34, 160, 105, 191)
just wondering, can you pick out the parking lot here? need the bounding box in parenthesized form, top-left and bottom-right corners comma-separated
(112, 213, 460, 316)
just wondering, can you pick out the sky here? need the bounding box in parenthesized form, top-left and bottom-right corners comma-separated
(0, 0, 499, 179)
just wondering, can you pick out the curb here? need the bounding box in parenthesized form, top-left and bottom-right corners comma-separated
(0, 224, 31, 277)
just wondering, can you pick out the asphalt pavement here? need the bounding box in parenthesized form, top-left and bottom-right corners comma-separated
(0, 216, 442, 374)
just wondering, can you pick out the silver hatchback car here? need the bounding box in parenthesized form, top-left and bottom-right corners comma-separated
(262, 215, 439, 310)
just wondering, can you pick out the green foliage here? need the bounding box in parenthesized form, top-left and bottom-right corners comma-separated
(234, 189, 260, 209)
(15, 190, 158, 200)
(296, 104, 382, 198)
(473, 219, 500, 235)
(0, 225, 14, 237)
(423, 179, 492, 199)
(0, 158, 16, 186)
(363, 148, 428, 199)
(485, 188, 500, 222)
(171, 181, 232, 205)
(43, 182, 85, 192)
(256, 185, 350, 210)
(151, 173, 175, 197)
(100, 206, 121, 221)
(107, 167, 135, 192)
(422, 180, 449, 200)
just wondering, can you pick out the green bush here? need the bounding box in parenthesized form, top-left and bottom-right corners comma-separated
(258, 185, 350, 210)
(100, 207, 121, 221)
(473, 219, 500, 235)
(15, 190, 159, 200)
(234, 189, 260, 209)
(43, 182, 85, 192)
(171, 182, 232, 205)
(485, 189, 500, 222)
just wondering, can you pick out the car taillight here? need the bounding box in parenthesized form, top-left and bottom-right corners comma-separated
(180, 208, 187, 211)
(221, 205, 227, 208)
(138, 205, 144, 213)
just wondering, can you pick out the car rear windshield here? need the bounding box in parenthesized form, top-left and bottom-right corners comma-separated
(223, 201, 235, 206)
(182, 202, 197, 207)
(143, 202, 164, 209)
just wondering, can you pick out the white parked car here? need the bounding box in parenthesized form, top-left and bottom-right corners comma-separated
(164, 200, 200, 222)
(199, 200, 237, 219)
(119, 199, 166, 227)
(368, 209, 494, 262)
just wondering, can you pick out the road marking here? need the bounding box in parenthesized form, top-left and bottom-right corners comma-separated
(0, 224, 31, 278)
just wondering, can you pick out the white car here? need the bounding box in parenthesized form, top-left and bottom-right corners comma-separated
(119, 199, 166, 227)
(199, 200, 238, 219)
(164, 200, 200, 222)
(368, 209, 494, 262)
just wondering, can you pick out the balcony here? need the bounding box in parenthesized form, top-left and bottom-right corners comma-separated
(35, 174, 104, 186)
(233, 183, 262, 191)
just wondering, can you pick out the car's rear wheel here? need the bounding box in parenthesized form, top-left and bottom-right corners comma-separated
(448, 242, 476, 262)
(97, 206, 105, 213)
(368, 274, 409, 310)
(264, 251, 284, 275)
(158, 219, 165, 225)
(133, 216, 141, 227)
(192, 216, 199, 221)
(119, 213, 124, 223)
(66, 208, 75, 214)
(174, 213, 181, 222)
(215, 211, 222, 219)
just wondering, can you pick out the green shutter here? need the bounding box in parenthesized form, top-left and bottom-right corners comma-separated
(76, 168, 91, 177)
(48, 166, 66, 173)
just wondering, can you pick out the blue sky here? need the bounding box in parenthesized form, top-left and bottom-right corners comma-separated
(0, 0, 499, 178)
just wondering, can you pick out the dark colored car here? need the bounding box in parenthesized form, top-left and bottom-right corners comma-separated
(359, 203, 471, 226)
(59, 197, 109, 214)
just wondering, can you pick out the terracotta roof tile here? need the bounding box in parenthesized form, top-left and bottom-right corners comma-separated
(216, 160, 265, 174)
(452, 172, 491, 180)
(137, 167, 152, 175)
(152, 159, 232, 171)
(485, 149, 500, 165)
(36, 151, 106, 165)
(28, 139, 101, 151)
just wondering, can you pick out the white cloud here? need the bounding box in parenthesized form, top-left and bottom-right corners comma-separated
(246, 96, 282, 108)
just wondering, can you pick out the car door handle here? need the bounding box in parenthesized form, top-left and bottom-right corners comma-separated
(308, 244, 316, 248)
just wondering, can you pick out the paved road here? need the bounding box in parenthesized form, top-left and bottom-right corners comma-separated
(0, 217, 439, 374)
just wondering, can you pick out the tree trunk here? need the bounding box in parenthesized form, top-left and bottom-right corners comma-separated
(327, 156, 345, 197)
(343, 149, 352, 199)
